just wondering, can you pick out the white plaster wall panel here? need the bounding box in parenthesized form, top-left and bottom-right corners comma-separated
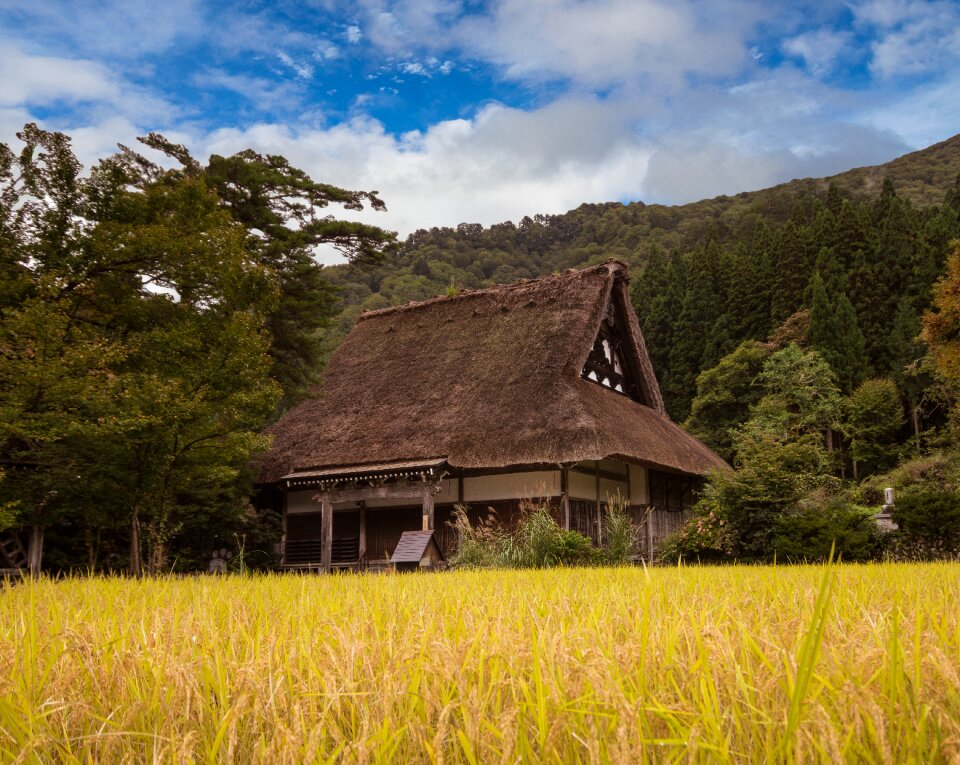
(463, 471, 561, 502)
(629, 464, 649, 505)
(568, 469, 596, 500)
(435, 478, 458, 504)
(599, 477, 628, 504)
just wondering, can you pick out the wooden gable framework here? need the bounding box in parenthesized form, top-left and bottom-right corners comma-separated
(581, 289, 649, 405)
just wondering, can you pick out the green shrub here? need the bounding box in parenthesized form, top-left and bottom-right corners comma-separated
(890, 490, 960, 560)
(769, 503, 884, 562)
(448, 502, 607, 568)
(657, 497, 735, 563)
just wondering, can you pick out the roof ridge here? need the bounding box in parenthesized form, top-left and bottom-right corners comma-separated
(357, 258, 628, 322)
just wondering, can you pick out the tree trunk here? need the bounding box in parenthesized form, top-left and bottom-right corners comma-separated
(129, 507, 142, 577)
(27, 523, 44, 577)
(86, 528, 100, 572)
(912, 404, 921, 454)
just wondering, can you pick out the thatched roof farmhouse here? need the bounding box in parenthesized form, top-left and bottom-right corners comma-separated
(259, 259, 725, 569)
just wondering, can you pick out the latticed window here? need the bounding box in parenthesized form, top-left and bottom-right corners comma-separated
(581, 304, 644, 403)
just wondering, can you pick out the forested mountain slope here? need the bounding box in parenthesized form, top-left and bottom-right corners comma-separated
(323, 134, 960, 420)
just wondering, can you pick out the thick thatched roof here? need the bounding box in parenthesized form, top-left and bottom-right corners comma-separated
(259, 260, 726, 483)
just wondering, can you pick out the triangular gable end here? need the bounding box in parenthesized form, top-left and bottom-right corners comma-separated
(580, 273, 664, 412)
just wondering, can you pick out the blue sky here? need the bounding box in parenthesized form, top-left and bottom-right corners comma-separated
(2, 0, 959, 251)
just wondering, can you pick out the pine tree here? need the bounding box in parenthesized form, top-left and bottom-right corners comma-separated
(770, 221, 812, 324)
(666, 242, 723, 420)
(834, 199, 872, 271)
(825, 182, 843, 215)
(812, 247, 846, 297)
(856, 179, 913, 366)
(887, 297, 929, 449)
(830, 295, 871, 393)
(701, 312, 737, 371)
(632, 246, 681, 388)
(740, 224, 775, 338)
(807, 272, 834, 352)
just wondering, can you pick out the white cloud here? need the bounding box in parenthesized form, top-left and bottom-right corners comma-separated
(450, 0, 759, 88)
(278, 51, 315, 80)
(851, 0, 960, 78)
(196, 98, 652, 251)
(188, 69, 909, 257)
(865, 71, 960, 147)
(398, 61, 428, 76)
(345, 25, 363, 43)
(782, 29, 852, 76)
(0, 43, 118, 107)
(0, 0, 203, 58)
(314, 41, 341, 61)
(0, 42, 172, 123)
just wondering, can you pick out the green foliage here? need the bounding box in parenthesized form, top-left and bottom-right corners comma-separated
(769, 503, 884, 562)
(1, 123, 386, 573)
(752, 344, 842, 440)
(446, 508, 507, 568)
(685, 340, 769, 461)
(808, 273, 870, 393)
(448, 502, 641, 569)
(670, 345, 845, 561)
(844, 378, 905, 478)
(109, 133, 398, 407)
(891, 490, 960, 559)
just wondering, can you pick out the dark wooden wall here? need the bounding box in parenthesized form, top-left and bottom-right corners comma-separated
(285, 479, 700, 565)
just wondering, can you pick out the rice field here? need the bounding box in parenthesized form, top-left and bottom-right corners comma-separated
(1, 563, 959, 764)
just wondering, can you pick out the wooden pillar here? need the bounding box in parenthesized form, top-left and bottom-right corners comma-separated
(560, 468, 571, 530)
(280, 492, 288, 566)
(358, 503, 367, 563)
(646, 506, 655, 561)
(320, 494, 333, 571)
(27, 524, 44, 576)
(595, 461, 602, 545)
(422, 488, 435, 531)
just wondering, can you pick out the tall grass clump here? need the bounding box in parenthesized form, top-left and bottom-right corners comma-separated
(449, 502, 595, 568)
(600, 491, 636, 565)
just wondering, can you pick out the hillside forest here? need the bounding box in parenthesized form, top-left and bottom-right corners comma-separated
(2, 124, 960, 571)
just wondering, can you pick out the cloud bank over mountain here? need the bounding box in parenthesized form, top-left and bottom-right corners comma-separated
(2, 0, 958, 247)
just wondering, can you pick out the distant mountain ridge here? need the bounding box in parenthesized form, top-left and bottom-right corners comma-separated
(323, 132, 960, 362)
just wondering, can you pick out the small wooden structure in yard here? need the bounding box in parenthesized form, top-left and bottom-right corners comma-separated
(391, 530, 445, 571)
(0, 531, 28, 578)
(257, 260, 727, 569)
